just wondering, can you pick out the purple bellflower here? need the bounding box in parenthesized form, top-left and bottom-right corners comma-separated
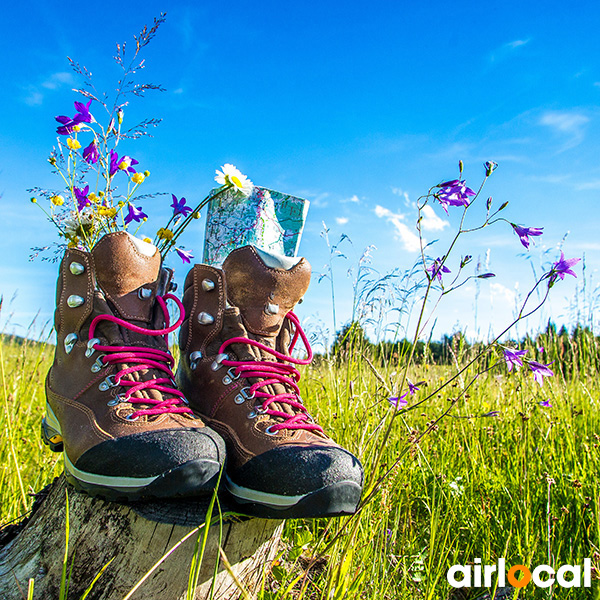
(407, 379, 422, 395)
(510, 223, 543, 249)
(73, 99, 93, 123)
(124, 204, 148, 225)
(171, 195, 193, 217)
(550, 252, 580, 282)
(528, 361, 554, 386)
(74, 185, 90, 211)
(388, 378, 421, 410)
(83, 141, 99, 164)
(503, 348, 527, 372)
(175, 248, 194, 264)
(388, 393, 409, 410)
(109, 150, 139, 177)
(427, 258, 451, 283)
(435, 179, 475, 214)
(55, 99, 94, 135)
(539, 399, 553, 408)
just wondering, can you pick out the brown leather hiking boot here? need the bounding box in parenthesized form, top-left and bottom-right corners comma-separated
(176, 245, 363, 518)
(43, 232, 225, 501)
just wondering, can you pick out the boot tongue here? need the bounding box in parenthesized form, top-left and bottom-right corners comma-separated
(221, 246, 311, 420)
(222, 245, 311, 341)
(91, 231, 161, 323)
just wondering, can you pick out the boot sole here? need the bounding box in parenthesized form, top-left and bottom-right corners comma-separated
(225, 476, 362, 519)
(42, 404, 222, 501)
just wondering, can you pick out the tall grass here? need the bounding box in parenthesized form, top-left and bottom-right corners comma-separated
(1, 325, 599, 599)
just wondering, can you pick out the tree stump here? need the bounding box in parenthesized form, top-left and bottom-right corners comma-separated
(0, 476, 283, 600)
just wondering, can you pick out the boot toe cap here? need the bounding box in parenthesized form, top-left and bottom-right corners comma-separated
(74, 427, 225, 480)
(231, 444, 364, 497)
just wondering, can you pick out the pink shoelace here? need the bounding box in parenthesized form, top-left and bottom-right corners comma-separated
(218, 312, 324, 434)
(88, 293, 193, 419)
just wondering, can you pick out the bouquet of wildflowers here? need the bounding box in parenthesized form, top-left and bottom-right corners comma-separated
(29, 14, 254, 265)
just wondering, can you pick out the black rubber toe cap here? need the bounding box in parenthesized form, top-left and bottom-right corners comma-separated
(231, 444, 364, 496)
(75, 427, 226, 478)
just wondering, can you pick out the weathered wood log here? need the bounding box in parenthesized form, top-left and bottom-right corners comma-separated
(0, 476, 282, 600)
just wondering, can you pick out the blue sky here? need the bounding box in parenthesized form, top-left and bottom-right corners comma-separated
(1, 0, 598, 345)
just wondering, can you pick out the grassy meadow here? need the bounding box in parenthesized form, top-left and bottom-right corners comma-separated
(1, 324, 600, 599)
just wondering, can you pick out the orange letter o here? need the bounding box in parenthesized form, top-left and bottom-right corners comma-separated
(507, 565, 532, 588)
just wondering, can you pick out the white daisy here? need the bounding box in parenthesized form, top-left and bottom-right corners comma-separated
(215, 163, 254, 197)
(62, 209, 95, 239)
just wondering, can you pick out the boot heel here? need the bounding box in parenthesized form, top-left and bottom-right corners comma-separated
(41, 417, 64, 452)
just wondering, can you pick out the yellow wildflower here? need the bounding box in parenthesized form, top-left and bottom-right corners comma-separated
(30, 197, 37, 203)
(132, 173, 145, 184)
(67, 138, 81, 150)
(51, 195, 65, 206)
(97, 206, 117, 218)
(156, 228, 174, 241)
(143, 170, 150, 177)
(87, 192, 99, 203)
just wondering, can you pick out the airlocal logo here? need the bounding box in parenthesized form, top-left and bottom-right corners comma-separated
(447, 558, 592, 589)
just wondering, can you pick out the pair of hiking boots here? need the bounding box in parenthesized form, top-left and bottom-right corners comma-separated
(42, 232, 363, 518)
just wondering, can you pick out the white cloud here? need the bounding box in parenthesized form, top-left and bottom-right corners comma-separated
(490, 282, 516, 306)
(24, 87, 43, 106)
(539, 110, 589, 148)
(374, 205, 421, 252)
(340, 194, 360, 204)
(392, 187, 412, 207)
(300, 191, 329, 208)
(575, 179, 600, 190)
(507, 39, 529, 49)
(489, 39, 531, 63)
(420, 205, 449, 232)
(23, 71, 76, 106)
(41, 72, 75, 90)
(336, 217, 349, 225)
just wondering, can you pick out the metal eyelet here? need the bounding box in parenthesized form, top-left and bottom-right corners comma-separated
(64, 333, 78, 354)
(125, 414, 140, 421)
(265, 302, 279, 315)
(67, 295, 85, 308)
(265, 425, 278, 436)
(198, 312, 215, 325)
(241, 387, 255, 400)
(211, 353, 228, 371)
(85, 338, 101, 358)
(201, 278, 215, 292)
(222, 367, 240, 385)
(99, 375, 117, 392)
(138, 287, 153, 299)
(189, 350, 203, 370)
(235, 387, 255, 404)
(107, 393, 127, 406)
(91, 354, 107, 373)
(247, 405, 267, 418)
(69, 262, 85, 275)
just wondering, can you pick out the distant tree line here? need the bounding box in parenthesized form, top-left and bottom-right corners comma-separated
(329, 320, 600, 377)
